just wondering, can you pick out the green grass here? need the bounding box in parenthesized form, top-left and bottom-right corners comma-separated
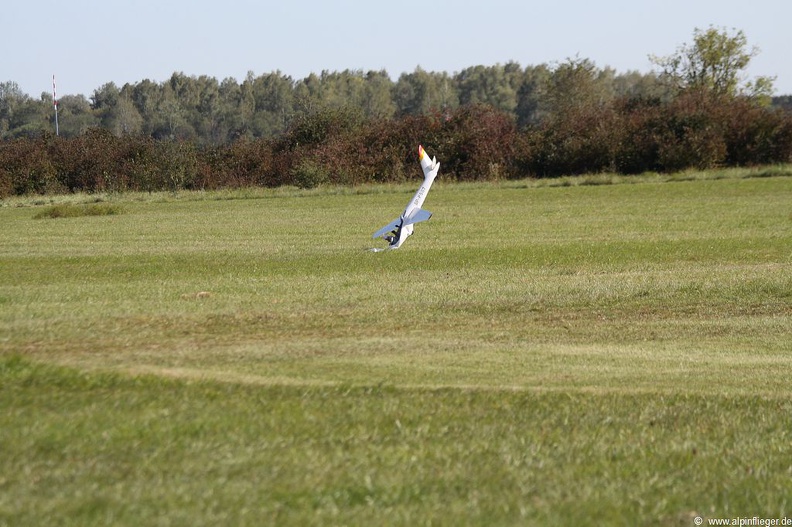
(1, 172, 791, 525)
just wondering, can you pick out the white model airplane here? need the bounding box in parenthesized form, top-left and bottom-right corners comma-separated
(372, 145, 440, 249)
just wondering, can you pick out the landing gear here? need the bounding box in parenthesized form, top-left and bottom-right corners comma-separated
(386, 226, 402, 246)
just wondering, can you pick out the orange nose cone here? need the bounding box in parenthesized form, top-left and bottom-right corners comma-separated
(418, 145, 425, 159)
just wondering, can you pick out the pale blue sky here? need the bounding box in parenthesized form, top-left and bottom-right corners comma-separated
(4, 0, 790, 98)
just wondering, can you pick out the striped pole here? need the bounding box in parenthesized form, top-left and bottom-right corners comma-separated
(52, 75, 59, 136)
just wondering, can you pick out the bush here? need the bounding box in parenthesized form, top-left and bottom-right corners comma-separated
(57, 128, 121, 192)
(33, 202, 123, 219)
(437, 104, 519, 180)
(0, 135, 61, 196)
(1, 95, 791, 196)
(609, 98, 665, 174)
(655, 91, 728, 171)
(282, 107, 365, 149)
(723, 98, 792, 165)
(291, 158, 329, 189)
(360, 113, 443, 183)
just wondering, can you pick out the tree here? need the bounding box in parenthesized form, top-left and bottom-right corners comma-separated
(773, 95, 792, 110)
(540, 57, 613, 118)
(55, 94, 99, 136)
(362, 70, 396, 120)
(393, 67, 457, 116)
(248, 71, 294, 137)
(612, 70, 668, 101)
(293, 72, 323, 115)
(107, 93, 143, 136)
(128, 79, 174, 137)
(456, 62, 523, 114)
(193, 75, 222, 143)
(156, 85, 191, 140)
(91, 82, 120, 111)
(650, 26, 775, 99)
(515, 64, 551, 127)
(318, 70, 366, 110)
(92, 82, 137, 135)
(216, 76, 254, 141)
(0, 81, 28, 136)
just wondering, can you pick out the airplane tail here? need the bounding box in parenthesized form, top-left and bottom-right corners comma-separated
(418, 145, 439, 178)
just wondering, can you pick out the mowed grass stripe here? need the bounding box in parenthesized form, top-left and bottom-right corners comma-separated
(2, 355, 791, 526)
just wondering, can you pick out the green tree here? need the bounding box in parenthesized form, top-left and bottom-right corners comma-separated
(456, 63, 521, 114)
(515, 64, 551, 127)
(362, 70, 396, 119)
(650, 26, 775, 100)
(193, 75, 222, 143)
(164, 72, 202, 140)
(108, 92, 143, 136)
(248, 71, 294, 137)
(0, 87, 54, 137)
(147, 85, 185, 140)
(0, 81, 28, 137)
(393, 67, 457, 116)
(55, 94, 99, 136)
(91, 82, 120, 112)
(540, 57, 613, 118)
(217, 76, 254, 141)
(318, 70, 366, 110)
(130, 79, 164, 136)
(612, 70, 668, 101)
(92, 82, 135, 135)
(293, 72, 323, 115)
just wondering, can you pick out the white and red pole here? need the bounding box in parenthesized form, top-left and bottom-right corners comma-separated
(52, 75, 59, 136)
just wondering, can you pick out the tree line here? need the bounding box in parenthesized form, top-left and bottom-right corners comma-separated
(1, 27, 791, 197)
(2, 63, 666, 142)
(1, 26, 786, 144)
(4, 65, 790, 144)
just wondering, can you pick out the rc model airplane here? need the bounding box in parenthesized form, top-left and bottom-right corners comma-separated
(372, 145, 440, 249)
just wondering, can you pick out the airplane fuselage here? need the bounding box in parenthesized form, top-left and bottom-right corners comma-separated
(373, 145, 440, 249)
(391, 172, 437, 246)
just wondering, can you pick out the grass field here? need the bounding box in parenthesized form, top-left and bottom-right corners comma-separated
(1, 169, 791, 525)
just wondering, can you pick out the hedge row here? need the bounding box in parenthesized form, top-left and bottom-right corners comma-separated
(524, 90, 792, 176)
(2, 93, 791, 197)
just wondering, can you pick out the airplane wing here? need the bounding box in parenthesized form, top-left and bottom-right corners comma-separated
(372, 218, 402, 239)
(404, 208, 432, 226)
(371, 208, 431, 239)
